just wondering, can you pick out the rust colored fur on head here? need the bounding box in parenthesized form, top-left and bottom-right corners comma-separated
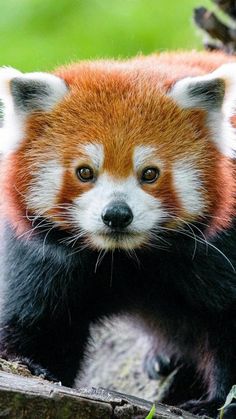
(2, 50, 236, 237)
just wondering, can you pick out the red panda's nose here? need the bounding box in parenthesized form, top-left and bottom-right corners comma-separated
(101, 201, 133, 229)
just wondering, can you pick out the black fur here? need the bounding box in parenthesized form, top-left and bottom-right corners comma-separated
(188, 78, 225, 110)
(10, 78, 51, 112)
(1, 219, 236, 418)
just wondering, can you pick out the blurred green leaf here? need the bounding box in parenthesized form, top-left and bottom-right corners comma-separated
(0, 0, 212, 71)
(219, 385, 236, 419)
(145, 404, 156, 419)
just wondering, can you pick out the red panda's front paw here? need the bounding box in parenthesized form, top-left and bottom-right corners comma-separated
(1, 353, 58, 382)
(143, 352, 178, 379)
(18, 357, 59, 382)
(180, 399, 221, 418)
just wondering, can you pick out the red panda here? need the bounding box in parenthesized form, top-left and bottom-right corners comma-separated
(1, 51, 236, 418)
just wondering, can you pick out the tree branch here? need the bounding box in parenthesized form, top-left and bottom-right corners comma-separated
(213, 0, 236, 19)
(194, 3, 236, 53)
(0, 370, 200, 419)
(194, 7, 232, 43)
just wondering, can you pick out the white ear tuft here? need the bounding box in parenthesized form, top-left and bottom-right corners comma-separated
(169, 63, 236, 158)
(0, 68, 69, 155)
(170, 77, 225, 111)
(0, 67, 23, 125)
(0, 67, 22, 95)
(10, 72, 68, 113)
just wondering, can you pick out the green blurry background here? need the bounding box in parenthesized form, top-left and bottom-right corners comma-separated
(0, 0, 214, 71)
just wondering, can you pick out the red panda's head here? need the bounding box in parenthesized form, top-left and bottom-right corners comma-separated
(0, 60, 236, 250)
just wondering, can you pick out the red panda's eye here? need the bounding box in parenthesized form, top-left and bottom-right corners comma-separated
(141, 167, 160, 183)
(76, 166, 94, 182)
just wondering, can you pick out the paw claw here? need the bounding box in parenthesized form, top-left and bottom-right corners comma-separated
(143, 353, 178, 379)
(180, 399, 221, 418)
(0, 354, 57, 382)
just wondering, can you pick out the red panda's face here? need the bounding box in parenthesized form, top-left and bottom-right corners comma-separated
(0, 62, 235, 249)
(14, 87, 208, 250)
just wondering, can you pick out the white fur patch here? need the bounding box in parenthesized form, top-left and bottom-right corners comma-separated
(0, 67, 23, 155)
(173, 159, 205, 215)
(170, 77, 196, 109)
(27, 160, 64, 213)
(72, 174, 168, 249)
(0, 67, 68, 155)
(81, 143, 104, 169)
(133, 145, 157, 169)
(169, 63, 236, 158)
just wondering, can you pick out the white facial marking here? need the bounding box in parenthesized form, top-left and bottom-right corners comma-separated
(173, 159, 205, 215)
(81, 143, 104, 169)
(27, 160, 64, 213)
(72, 174, 168, 249)
(133, 145, 157, 169)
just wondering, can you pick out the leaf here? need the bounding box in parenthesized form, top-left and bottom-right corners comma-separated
(145, 404, 156, 419)
(219, 385, 236, 419)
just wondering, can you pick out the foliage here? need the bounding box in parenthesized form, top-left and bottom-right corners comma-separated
(219, 385, 236, 419)
(145, 404, 156, 419)
(0, 0, 212, 71)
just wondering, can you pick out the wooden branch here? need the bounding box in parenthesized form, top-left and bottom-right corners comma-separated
(0, 370, 201, 419)
(194, 5, 236, 53)
(194, 7, 232, 44)
(213, 0, 236, 19)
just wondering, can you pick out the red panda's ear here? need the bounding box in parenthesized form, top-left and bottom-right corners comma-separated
(169, 76, 225, 111)
(169, 63, 236, 158)
(0, 67, 69, 155)
(10, 72, 69, 113)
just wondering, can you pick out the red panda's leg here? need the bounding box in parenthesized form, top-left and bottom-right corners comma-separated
(160, 362, 204, 407)
(180, 341, 236, 418)
(143, 351, 180, 380)
(0, 226, 106, 387)
(0, 318, 91, 387)
(143, 350, 204, 405)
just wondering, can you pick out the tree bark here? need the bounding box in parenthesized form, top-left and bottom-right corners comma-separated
(194, 0, 236, 53)
(0, 370, 202, 419)
(213, 0, 236, 18)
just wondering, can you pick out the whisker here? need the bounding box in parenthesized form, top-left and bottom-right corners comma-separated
(110, 250, 114, 287)
(125, 248, 141, 268)
(42, 224, 58, 258)
(158, 223, 235, 273)
(94, 249, 107, 273)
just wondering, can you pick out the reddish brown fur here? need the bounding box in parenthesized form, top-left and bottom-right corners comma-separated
(2, 51, 236, 236)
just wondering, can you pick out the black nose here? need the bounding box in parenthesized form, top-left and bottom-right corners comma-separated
(102, 201, 133, 229)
